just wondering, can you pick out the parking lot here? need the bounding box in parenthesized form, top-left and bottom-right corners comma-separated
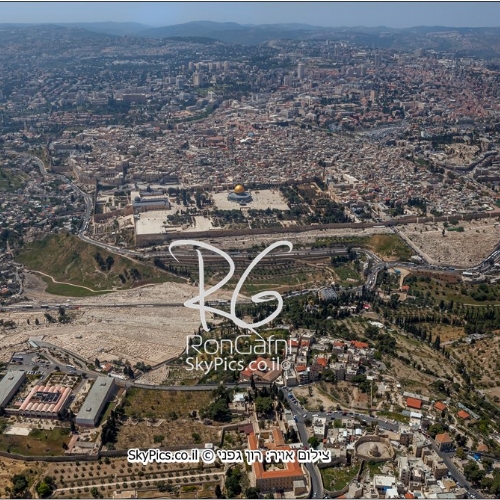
(7, 351, 55, 380)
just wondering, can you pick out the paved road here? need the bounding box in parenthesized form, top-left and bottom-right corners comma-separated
(12, 151, 500, 280)
(20, 152, 47, 177)
(286, 395, 324, 499)
(2, 302, 185, 312)
(16, 338, 484, 499)
(282, 387, 400, 498)
(429, 441, 483, 499)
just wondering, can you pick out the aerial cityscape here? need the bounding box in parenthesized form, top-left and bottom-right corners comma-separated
(2, 2, 500, 499)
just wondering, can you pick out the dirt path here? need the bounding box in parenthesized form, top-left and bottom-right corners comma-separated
(27, 270, 162, 296)
(30, 270, 115, 293)
(22, 272, 53, 299)
(394, 267, 411, 288)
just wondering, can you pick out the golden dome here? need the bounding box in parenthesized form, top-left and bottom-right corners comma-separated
(234, 184, 245, 194)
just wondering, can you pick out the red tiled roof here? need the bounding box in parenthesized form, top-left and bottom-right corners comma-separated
(240, 368, 253, 378)
(241, 357, 273, 377)
(406, 397, 422, 409)
(457, 410, 470, 419)
(434, 401, 447, 412)
(316, 357, 328, 367)
(238, 424, 254, 435)
(248, 431, 302, 480)
(351, 340, 369, 349)
(436, 432, 452, 444)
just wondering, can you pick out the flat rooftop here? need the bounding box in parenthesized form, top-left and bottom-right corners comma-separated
(0, 371, 25, 407)
(212, 188, 290, 211)
(76, 376, 114, 423)
(134, 210, 171, 235)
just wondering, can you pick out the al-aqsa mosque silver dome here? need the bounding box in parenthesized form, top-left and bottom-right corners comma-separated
(227, 184, 253, 205)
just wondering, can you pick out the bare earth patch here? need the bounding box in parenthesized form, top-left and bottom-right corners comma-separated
(451, 336, 500, 390)
(1, 282, 236, 365)
(38, 305, 199, 365)
(116, 419, 221, 449)
(0, 458, 40, 493)
(292, 385, 338, 411)
(399, 219, 500, 266)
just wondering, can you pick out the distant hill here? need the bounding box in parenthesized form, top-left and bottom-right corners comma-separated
(57, 21, 151, 36)
(0, 24, 110, 43)
(136, 20, 328, 45)
(0, 23, 33, 28)
(1, 21, 500, 55)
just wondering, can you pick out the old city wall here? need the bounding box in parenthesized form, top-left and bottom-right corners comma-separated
(135, 210, 500, 247)
(94, 207, 133, 223)
(322, 460, 364, 498)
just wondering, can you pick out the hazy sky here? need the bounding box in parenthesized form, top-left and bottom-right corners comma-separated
(2, 2, 500, 28)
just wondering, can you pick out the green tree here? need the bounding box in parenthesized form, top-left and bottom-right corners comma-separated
(10, 474, 29, 498)
(255, 396, 273, 415)
(201, 398, 231, 422)
(90, 486, 100, 498)
(225, 467, 242, 498)
(36, 483, 52, 498)
(245, 487, 260, 498)
(44, 312, 56, 323)
(428, 423, 444, 438)
(464, 461, 486, 484)
(389, 294, 400, 309)
(36, 478, 55, 499)
(433, 335, 441, 350)
(106, 255, 115, 271)
(482, 457, 493, 470)
(365, 324, 379, 338)
(308, 436, 320, 449)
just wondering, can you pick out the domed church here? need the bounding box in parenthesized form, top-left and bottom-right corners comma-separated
(227, 184, 253, 205)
